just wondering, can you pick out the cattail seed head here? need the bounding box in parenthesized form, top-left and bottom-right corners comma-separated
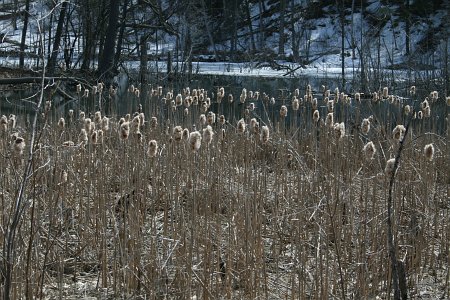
(372, 92, 379, 103)
(68, 109, 74, 119)
(83, 89, 89, 98)
(94, 111, 102, 125)
(58, 117, 65, 129)
(92, 85, 98, 94)
(189, 131, 202, 152)
(91, 130, 98, 144)
(78, 129, 88, 145)
(311, 98, 318, 110)
(250, 118, 259, 134)
(392, 124, 406, 141)
(237, 119, 246, 134)
(182, 128, 190, 141)
(334, 122, 345, 139)
(134, 89, 140, 98)
(404, 105, 411, 115)
(410, 86, 416, 95)
(119, 117, 126, 126)
(1, 115, 8, 132)
(270, 97, 276, 105)
(173, 126, 183, 142)
(176, 94, 182, 106)
(363, 141, 376, 160)
(325, 113, 334, 127)
(102, 117, 110, 131)
(228, 94, 234, 103)
(423, 143, 434, 161)
(361, 118, 370, 135)
(13, 136, 25, 155)
(292, 98, 299, 111)
(97, 82, 104, 93)
(148, 140, 158, 157)
(207, 111, 216, 125)
(61, 170, 68, 184)
(199, 114, 206, 126)
(120, 122, 130, 140)
(219, 115, 226, 126)
(355, 92, 361, 102)
(97, 129, 104, 144)
(280, 105, 288, 118)
(418, 111, 423, 119)
(327, 99, 334, 112)
(294, 88, 300, 97)
(260, 125, 269, 144)
(202, 125, 214, 145)
(313, 110, 320, 123)
(79, 111, 85, 122)
(382, 86, 389, 98)
(421, 99, 429, 110)
(385, 158, 397, 177)
(423, 106, 431, 118)
(84, 118, 94, 133)
(219, 128, 226, 141)
(150, 117, 158, 129)
(8, 115, 16, 129)
(76, 83, 82, 94)
(131, 115, 141, 133)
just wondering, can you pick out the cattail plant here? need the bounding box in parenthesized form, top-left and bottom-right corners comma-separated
(199, 114, 206, 126)
(97, 129, 104, 144)
(423, 106, 431, 118)
(219, 115, 226, 126)
(58, 117, 65, 129)
(392, 125, 405, 141)
(292, 98, 300, 111)
(280, 105, 288, 118)
(202, 125, 214, 146)
(83, 88, 89, 98)
(94, 111, 102, 125)
(404, 105, 411, 115)
(207, 111, 216, 125)
(417, 111, 423, 119)
(189, 131, 202, 152)
(384, 158, 397, 177)
(312, 98, 318, 110)
(325, 113, 334, 127)
(76, 83, 82, 94)
(260, 125, 269, 144)
(173, 126, 183, 142)
(228, 94, 234, 103)
(176, 94, 183, 106)
(250, 118, 260, 135)
(361, 118, 370, 135)
(327, 99, 334, 112)
(313, 110, 320, 123)
(363, 141, 376, 160)
(102, 117, 110, 131)
(8, 114, 16, 129)
(410, 85, 416, 96)
(372, 92, 379, 103)
(355, 92, 361, 102)
(1, 115, 8, 132)
(334, 122, 345, 139)
(91, 130, 98, 144)
(182, 128, 190, 141)
(12, 136, 25, 156)
(382, 86, 389, 98)
(423, 144, 434, 161)
(237, 119, 246, 134)
(120, 122, 130, 140)
(78, 129, 88, 145)
(131, 115, 141, 133)
(79, 111, 85, 123)
(150, 117, 158, 129)
(240, 88, 247, 103)
(147, 140, 158, 157)
(84, 118, 94, 133)
(270, 97, 276, 105)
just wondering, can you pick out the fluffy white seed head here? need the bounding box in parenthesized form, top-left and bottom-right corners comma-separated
(147, 140, 158, 157)
(260, 125, 269, 144)
(173, 126, 183, 142)
(385, 158, 397, 177)
(313, 110, 320, 123)
(202, 125, 214, 146)
(392, 125, 406, 141)
(58, 117, 65, 129)
(361, 118, 370, 135)
(325, 113, 334, 127)
(119, 122, 130, 140)
(237, 119, 246, 134)
(189, 131, 202, 152)
(363, 141, 376, 160)
(423, 143, 434, 161)
(280, 105, 288, 118)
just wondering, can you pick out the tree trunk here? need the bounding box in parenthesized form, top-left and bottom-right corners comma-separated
(245, 0, 256, 51)
(404, 0, 410, 56)
(340, 0, 346, 90)
(19, 0, 30, 68)
(258, 0, 264, 49)
(115, 0, 130, 68)
(98, 0, 121, 81)
(290, 1, 299, 62)
(48, 0, 69, 75)
(278, 0, 286, 58)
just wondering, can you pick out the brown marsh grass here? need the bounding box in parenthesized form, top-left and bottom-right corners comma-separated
(0, 84, 448, 299)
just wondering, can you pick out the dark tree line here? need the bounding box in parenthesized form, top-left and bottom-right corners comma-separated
(8, 0, 448, 90)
